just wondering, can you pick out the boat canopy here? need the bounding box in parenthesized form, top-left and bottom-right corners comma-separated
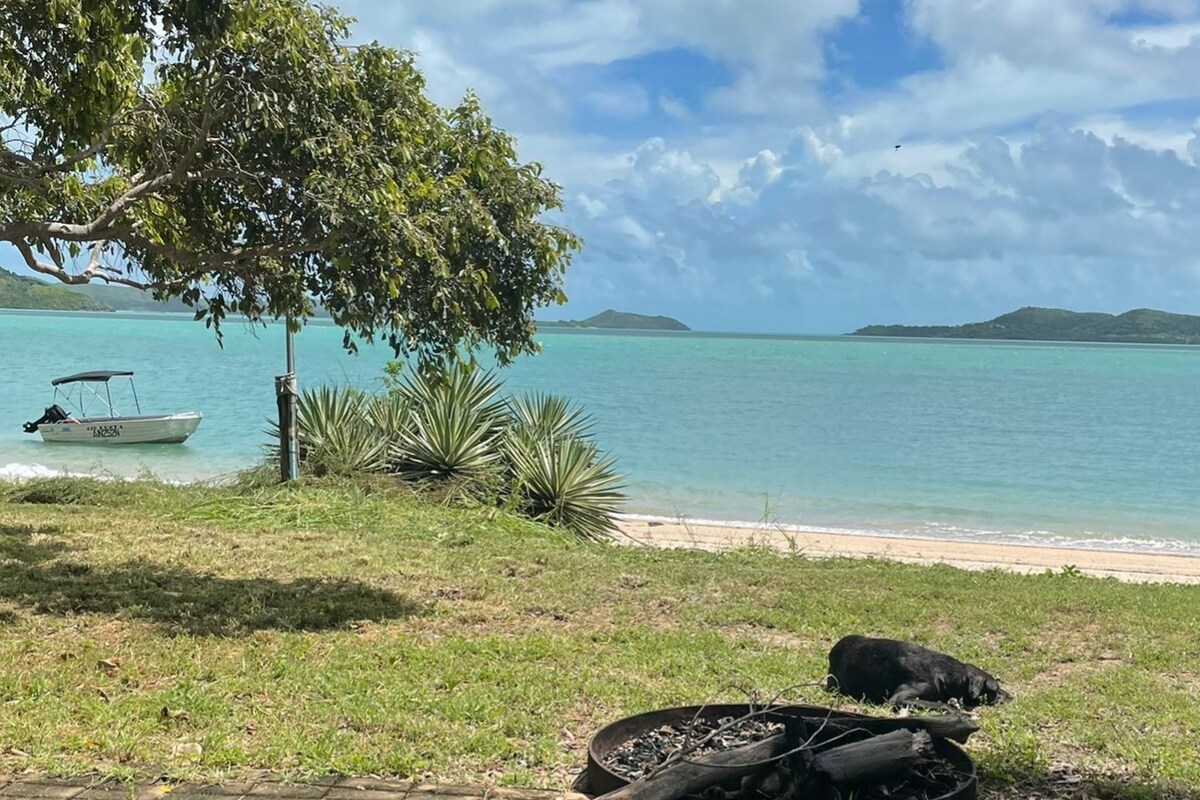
(51, 371, 135, 386)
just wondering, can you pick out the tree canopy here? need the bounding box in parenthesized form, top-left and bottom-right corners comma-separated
(0, 0, 580, 361)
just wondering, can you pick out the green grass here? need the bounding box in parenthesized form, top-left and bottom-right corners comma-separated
(1, 477, 1198, 799)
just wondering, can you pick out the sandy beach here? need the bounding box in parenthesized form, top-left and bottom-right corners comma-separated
(615, 517, 1200, 584)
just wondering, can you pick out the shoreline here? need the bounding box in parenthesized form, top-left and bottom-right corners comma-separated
(615, 516, 1200, 584)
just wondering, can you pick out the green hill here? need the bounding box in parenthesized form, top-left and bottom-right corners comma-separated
(0, 268, 113, 312)
(539, 309, 689, 331)
(852, 306, 1200, 344)
(0, 268, 198, 312)
(64, 282, 191, 312)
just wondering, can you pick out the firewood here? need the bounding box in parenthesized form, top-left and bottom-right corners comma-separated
(593, 734, 787, 800)
(809, 730, 933, 785)
(781, 708, 978, 744)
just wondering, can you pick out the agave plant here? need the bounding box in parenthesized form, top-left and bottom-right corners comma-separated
(401, 364, 507, 422)
(507, 434, 625, 541)
(268, 385, 389, 476)
(506, 393, 594, 444)
(388, 365, 507, 480)
(367, 392, 412, 440)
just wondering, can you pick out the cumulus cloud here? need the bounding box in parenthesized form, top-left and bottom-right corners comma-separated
(560, 121, 1200, 329)
(306, 1, 1200, 329)
(342, 0, 861, 135)
(837, 1, 1200, 145)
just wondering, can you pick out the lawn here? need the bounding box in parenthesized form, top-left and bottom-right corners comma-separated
(1, 477, 1197, 799)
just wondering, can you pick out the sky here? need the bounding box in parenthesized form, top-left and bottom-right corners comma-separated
(335, 0, 1200, 333)
(11, 0, 1200, 334)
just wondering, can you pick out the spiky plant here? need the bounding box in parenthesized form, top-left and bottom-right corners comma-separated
(506, 393, 594, 443)
(507, 434, 625, 541)
(401, 364, 507, 422)
(367, 393, 412, 441)
(388, 365, 506, 480)
(268, 385, 389, 476)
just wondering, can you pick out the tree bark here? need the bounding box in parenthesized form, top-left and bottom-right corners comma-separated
(811, 711, 978, 744)
(810, 730, 932, 785)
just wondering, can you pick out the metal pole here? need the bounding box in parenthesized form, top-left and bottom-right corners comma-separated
(286, 323, 299, 480)
(276, 319, 299, 482)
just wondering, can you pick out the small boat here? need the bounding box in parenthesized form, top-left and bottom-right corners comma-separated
(22, 370, 202, 445)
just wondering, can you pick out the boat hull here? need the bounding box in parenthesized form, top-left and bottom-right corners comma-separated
(37, 413, 202, 445)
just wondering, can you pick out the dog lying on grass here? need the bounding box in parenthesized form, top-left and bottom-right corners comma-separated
(826, 635, 1012, 710)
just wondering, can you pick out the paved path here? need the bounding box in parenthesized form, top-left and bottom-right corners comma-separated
(0, 778, 569, 800)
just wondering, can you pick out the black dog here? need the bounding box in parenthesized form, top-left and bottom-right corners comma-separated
(826, 635, 1011, 709)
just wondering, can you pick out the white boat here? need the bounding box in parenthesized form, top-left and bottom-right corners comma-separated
(22, 371, 202, 445)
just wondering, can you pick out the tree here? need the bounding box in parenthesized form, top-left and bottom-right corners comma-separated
(0, 0, 580, 363)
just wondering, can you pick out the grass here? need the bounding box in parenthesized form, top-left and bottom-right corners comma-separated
(1, 477, 1198, 799)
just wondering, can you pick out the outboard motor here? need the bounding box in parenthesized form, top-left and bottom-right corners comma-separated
(23, 404, 70, 433)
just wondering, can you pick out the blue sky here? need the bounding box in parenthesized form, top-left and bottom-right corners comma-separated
(13, 0, 1200, 333)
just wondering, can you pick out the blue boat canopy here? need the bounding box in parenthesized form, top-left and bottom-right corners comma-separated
(51, 371, 134, 386)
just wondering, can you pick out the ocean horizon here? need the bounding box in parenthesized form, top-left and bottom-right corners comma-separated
(4, 308, 1200, 557)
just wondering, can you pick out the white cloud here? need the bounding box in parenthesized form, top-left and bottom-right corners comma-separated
(1073, 115, 1200, 156)
(576, 193, 609, 218)
(1131, 20, 1200, 49)
(832, 1, 1200, 146)
(624, 138, 722, 204)
(585, 84, 650, 118)
(559, 121, 1200, 320)
(658, 93, 691, 120)
(332, 0, 1200, 328)
(344, 0, 862, 133)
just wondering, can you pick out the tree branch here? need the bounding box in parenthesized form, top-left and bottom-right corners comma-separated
(122, 232, 326, 268)
(0, 167, 266, 243)
(14, 238, 179, 292)
(15, 240, 88, 284)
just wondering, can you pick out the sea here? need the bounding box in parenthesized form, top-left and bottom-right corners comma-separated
(3, 308, 1200, 555)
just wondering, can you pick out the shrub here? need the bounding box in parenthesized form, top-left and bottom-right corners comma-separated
(506, 393, 593, 442)
(507, 435, 625, 542)
(388, 367, 506, 481)
(287, 364, 626, 538)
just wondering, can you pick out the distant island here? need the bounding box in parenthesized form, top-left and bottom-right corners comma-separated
(0, 267, 192, 312)
(539, 309, 690, 331)
(853, 307, 1200, 345)
(0, 267, 112, 312)
(63, 281, 192, 312)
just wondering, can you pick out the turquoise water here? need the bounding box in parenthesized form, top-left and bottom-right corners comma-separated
(3, 309, 1200, 553)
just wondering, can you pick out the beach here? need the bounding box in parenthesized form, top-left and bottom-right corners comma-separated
(616, 517, 1200, 584)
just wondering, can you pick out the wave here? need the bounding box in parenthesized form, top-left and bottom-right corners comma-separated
(616, 512, 1200, 557)
(0, 461, 207, 486)
(0, 462, 89, 481)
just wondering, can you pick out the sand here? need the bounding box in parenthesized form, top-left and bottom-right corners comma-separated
(614, 518, 1200, 584)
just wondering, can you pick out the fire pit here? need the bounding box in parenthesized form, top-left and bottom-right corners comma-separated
(582, 704, 977, 800)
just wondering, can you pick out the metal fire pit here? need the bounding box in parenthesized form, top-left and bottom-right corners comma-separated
(583, 704, 977, 800)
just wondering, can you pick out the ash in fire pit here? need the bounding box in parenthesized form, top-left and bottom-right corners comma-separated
(603, 714, 784, 781)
